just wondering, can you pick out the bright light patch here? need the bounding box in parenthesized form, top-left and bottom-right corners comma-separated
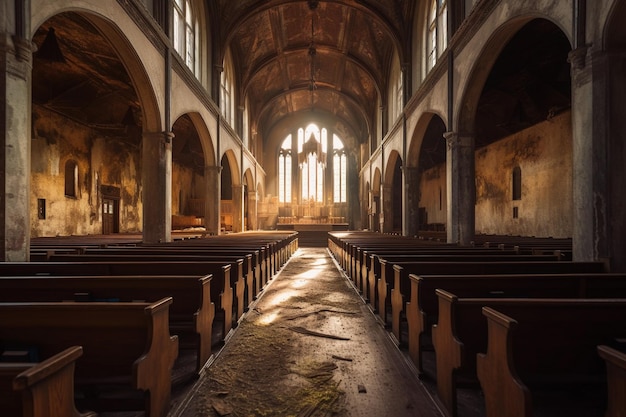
(296, 269, 322, 279)
(258, 311, 278, 325)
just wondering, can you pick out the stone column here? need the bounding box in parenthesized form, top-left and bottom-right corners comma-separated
(381, 182, 393, 233)
(444, 132, 475, 245)
(142, 131, 173, 243)
(247, 189, 257, 230)
(569, 46, 596, 263)
(403, 166, 420, 237)
(204, 165, 221, 235)
(232, 184, 243, 232)
(1, 30, 34, 260)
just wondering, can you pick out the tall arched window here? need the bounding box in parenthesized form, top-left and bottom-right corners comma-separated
(64, 160, 78, 198)
(278, 124, 347, 205)
(299, 125, 326, 202)
(173, 0, 199, 75)
(333, 135, 347, 203)
(389, 53, 403, 124)
(426, 0, 447, 72)
(278, 135, 292, 203)
(221, 49, 235, 127)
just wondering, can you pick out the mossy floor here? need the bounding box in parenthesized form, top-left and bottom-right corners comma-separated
(171, 248, 444, 417)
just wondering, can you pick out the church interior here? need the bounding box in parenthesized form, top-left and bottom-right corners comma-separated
(2, 0, 626, 416)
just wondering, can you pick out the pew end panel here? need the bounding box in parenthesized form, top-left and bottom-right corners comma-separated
(1, 346, 96, 417)
(476, 307, 532, 417)
(598, 344, 626, 417)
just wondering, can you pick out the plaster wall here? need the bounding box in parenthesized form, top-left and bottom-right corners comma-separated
(30, 106, 143, 237)
(171, 163, 205, 216)
(474, 111, 573, 237)
(418, 164, 447, 226)
(417, 111, 573, 237)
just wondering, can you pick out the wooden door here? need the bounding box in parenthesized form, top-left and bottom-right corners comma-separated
(102, 198, 119, 234)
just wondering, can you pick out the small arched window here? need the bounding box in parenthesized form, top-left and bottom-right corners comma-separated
(64, 160, 78, 198)
(512, 166, 522, 200)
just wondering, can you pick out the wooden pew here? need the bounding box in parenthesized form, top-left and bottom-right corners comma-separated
(393, 260, 606, 348)
(0, 346, 96, 417)
(597, 345, 626, 417)
(0, 274, 215, 374)
(0, 298, 178, 417)
(47, 253, 248, 323)
(81, 246, 262, 306)
(405, 272, 626, 373)
(476, 302, 626, 417)
(372, 253, 560, 325)
(434, 291, 626, 417)
(0, 260, 235, 340)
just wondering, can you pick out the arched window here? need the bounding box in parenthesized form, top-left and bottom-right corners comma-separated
(278, 135, 292, 203)
(173, 0, 199, 75)
(278, 124, 347, 205)
(64, 160, 78, 198)
(389, 53, 403, 124)
(333, 135, 347, 203)
(426, 0, 447, 72)
(512, 166, 522, 200)
(221, 49, 235, 127)
(299, 125, 326, 203)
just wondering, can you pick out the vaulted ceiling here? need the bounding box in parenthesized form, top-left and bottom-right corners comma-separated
(212, 0, 414, 143)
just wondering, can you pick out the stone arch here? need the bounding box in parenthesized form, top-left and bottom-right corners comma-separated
(371, 168, 382, 232)
(406, 112, 447, 235)
(454, 17, 573, 243)
(383, 151, 403, 233)
(221, 150, 241, 232)
(29, 10, 161, 239)
(243, 168, 256, 230)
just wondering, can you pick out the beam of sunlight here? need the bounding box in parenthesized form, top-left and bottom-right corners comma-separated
(295, 268, 323, 279)
(267, 289, 297, 306)
(258, 311, 279, 325)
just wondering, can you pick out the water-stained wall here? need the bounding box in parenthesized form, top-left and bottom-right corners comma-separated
(30, 106, 143, 237)
(474, 111, 572, 237)
(417, 111, 572, 238)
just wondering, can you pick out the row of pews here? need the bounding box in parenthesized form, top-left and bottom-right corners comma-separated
(0, 231, 298, 417)
(328, 231, 626, 417)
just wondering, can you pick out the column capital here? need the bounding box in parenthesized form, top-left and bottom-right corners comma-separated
(568, 46, 589, 71)
(1, 34, 35, 79)
(443, 131, 473, 150)
(143, 131, 175, 144)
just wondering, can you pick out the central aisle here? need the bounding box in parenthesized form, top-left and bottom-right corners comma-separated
(172, 247, 445, 417)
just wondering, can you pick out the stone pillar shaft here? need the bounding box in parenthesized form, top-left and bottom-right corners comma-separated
(444, 132, 475, 245)
(204, 165, 221, 235)
(232, 184, 243, 232)
(247, 190, 257, 230)
(142, 131, 173, 243)
(403, 166, 420, 237)
(1, 32, 33, 261)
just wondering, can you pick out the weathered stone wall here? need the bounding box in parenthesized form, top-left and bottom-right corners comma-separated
(30, 106, 143, 237)
(417, 164, 447, 227)
(417, 111, 573, 238)
(475, 111, 573, 238)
